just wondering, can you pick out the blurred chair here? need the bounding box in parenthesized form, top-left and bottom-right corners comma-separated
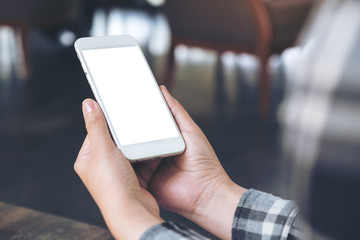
(264, 0, 314, 53)
(0, 0, 82, 78)
(163, 0, 313, 114)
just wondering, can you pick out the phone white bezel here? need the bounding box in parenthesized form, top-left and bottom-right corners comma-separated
(74, 35, 185, 161)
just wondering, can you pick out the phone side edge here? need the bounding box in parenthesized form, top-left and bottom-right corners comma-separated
(74, 41, 124, 150)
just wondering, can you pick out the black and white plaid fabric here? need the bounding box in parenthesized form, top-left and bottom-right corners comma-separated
(141, 189, 301, 240)
(232, 190, 300, 240)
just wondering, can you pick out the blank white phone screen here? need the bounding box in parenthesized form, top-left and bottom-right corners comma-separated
(82, 46, 179, 146)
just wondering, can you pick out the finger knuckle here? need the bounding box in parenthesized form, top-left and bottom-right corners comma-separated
(85, 113, 101, 131)
(74, 158, 84, 174)
(73, 160, 80, 173)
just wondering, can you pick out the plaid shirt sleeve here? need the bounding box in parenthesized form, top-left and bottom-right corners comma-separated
(141, 189, 301, 240)
(232, 189, 301, 240)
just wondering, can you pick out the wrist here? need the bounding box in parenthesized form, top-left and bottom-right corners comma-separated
(191, 180, 247, 240)
(102, 201, 164, 240)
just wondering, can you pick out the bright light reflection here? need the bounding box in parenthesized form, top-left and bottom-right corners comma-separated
(235, 54, 259, 87)
(90, 8, 107, 36)
(59, 30, 76, 46)
(222, 52, 236, 70)
(123, 10, 151, 46)
(148, 14, 170, 56)
(147, 0, 165, 7)
(108, 8, 125, 35)
(0, 27, 13, 80)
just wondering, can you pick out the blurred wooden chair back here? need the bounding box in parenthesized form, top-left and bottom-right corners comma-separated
(163, 0, 313, 115)
(166, 0, 268, 52)
(163, 0, 272, 114)
(265, 0, 314, 53)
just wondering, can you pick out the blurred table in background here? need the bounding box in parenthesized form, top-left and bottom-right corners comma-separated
(0, 202, 113, 240)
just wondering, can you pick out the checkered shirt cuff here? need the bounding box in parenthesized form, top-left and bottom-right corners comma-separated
(232, 189, 300, 240)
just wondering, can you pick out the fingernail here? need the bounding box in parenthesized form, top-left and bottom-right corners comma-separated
(82, 100, 94, 115)
(161, 85, 169, 94)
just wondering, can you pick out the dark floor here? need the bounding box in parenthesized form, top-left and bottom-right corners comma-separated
(0, 9, 292, 239)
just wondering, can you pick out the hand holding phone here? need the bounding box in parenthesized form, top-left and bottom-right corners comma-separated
(75, 86, 245, 240)
(74, 35, 185, 161)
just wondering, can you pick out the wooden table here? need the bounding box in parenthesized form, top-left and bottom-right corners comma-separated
(0, 202, 114, 240)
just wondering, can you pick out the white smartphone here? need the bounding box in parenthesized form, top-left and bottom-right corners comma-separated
(74, 35, 185, 161)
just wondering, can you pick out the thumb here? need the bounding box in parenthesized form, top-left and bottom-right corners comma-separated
(82, 99, 116, 151)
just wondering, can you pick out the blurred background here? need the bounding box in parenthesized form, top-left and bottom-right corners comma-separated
(3, 0, 358, 239)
